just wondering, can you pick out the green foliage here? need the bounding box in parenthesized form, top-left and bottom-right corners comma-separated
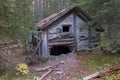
(43, 0, 64, 17)
(69, 0, 120, 23)
(43, 6, 57, 17)
(15, 63, 29, 76)
(0, 0, 35, 43)
(103, 39, 120, 54)
(104, 72, 120, 80)
(69, 0, 120, 53)
(104, 76, 112, 80)
(90, 38, 120, 54)
(0, 66, 39, 80)
(69, 0, 120, 32)
(33, 76, 39, 80)
(0, 67, 16, 80)
(85, 53, 120, 71)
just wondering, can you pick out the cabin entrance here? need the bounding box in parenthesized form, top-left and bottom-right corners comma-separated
(50, 45, 71, 56)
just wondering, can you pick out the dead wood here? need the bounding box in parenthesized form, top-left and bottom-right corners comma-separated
(83, 65, 120, 80)
(83, 72, 102, 80)
(39, 69, 53, 80)
(26, 39, 42, 65)
(101, 67, 120, 76)
(39, 62, 62, 80)
(32, 39, 41, 57)
(34, 66, 53, 72)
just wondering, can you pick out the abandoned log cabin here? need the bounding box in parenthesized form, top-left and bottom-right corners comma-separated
(32, 6, 100, 59)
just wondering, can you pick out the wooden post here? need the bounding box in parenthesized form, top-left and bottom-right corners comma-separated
(73, 13, 77, 51)
(41, 31, 49, 60)
(88, 27, 91, 48)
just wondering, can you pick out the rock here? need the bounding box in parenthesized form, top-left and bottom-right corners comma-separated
(60, 61, 64, 64)
(55, 70, 63, 75)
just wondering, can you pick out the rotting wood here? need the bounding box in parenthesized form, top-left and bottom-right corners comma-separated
(39, 61, 63, 80)
(32, 39, 41, 57)
(73, 13, 77, 51)
(41, 31, 49, 59)
(37, 7, 74, 30)
(101, 67, 120, 76)
(48, 41, 74, 46)
(83, 72, 102, 80)
(39, 69, 53, 80)
(26, 34, 42, 65)
(34, 66, 53, 72)
(34, 35, 40, 41)
(50, 38, 73, 42)
(83, 66, 120, 80)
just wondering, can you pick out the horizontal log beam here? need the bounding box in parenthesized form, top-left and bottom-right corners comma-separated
(48, 41, 74, 46)
(50, 38, 73, 42)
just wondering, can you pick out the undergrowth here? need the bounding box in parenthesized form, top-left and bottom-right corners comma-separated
(77, 52, 120, 80)
(0, 66, 39, 80)
(76, 51, 120, 71)
(85, 53, 120, 71)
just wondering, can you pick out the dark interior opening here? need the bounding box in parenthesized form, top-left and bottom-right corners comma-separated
(62, 25, 70, 32)
(50, 45, 71, 56)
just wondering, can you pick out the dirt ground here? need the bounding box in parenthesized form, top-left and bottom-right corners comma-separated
(29, 52, 91, 80)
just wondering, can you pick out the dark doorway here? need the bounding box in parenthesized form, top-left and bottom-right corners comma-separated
(50, 45, 71, 56)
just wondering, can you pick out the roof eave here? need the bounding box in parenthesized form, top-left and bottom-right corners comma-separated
(36, 6, 92, 30)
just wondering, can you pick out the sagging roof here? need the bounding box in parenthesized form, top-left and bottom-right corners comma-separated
(35, 6, 91, 30)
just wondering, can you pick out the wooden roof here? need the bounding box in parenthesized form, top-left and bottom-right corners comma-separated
(35, 6, 91, 30)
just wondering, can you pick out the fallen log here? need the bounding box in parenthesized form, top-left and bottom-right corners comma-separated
(39, 69, 53, 80)
(34, 66, 53, 72)
(83, 72, 102, 80)
(39, 61, 64, 80)
(101, 67, 120, 76)
(83, 66, 120, 80)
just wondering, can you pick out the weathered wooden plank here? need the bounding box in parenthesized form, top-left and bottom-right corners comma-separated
(83, 72, 101, 80)
(39, 69, 53, 80)
(33, 35, 40, 41)
(73, 13, 77, 51)
(48, 41, 74, 46)
(34, 66, 53, 72)
(38, 7, 74, 30)
(83, 66, 120, 80)
(41, 31, 49, 59)
(50, 38, 73, 42)
(39, 62, 63, 80)
(32, 39, 41, 57)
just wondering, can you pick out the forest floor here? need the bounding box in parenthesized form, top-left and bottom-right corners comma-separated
(0, 51, 120, 80)
(29, 51, 120, 80)
(29, 52, 92, 80)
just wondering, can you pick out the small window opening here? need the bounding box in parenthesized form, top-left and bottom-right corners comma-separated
(62, 25, 70, 32)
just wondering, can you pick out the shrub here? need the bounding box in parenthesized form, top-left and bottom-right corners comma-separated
(15, 63, 29, 76)
(33, 76, 39, 80)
